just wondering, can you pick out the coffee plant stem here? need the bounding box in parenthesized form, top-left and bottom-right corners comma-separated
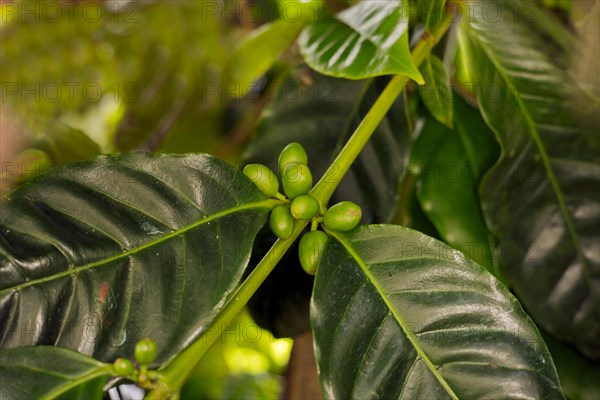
(158, 3, 459, 392)
(310, 1, 459, 207)
(159, 220, 309, 391)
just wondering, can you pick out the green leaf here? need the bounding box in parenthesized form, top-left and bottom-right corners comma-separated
(412, 96, 500, 276)
(0, 346, 112, 400)
(227, 19, 305, 97)
(418, 0, 447, 33)
(542, 332, 600, 400)
(0, 153, 271, 366)
(419, 55, 453, 128)
(508, 1, 575, 54)
(312, 224, 565, 399)
(459, 1, 600, 357)
(243, 70, 412, 337)
(39, 123, 101, 165)
(298, 0, 423, 82)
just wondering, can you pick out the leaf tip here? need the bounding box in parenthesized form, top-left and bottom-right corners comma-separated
(413, 71, 426, 85)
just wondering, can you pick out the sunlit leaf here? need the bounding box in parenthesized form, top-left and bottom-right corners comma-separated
(298, 0, 423, 82)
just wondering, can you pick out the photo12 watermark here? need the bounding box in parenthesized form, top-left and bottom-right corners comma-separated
(1, 81, 139, 104)
(1, 1, 140, 24)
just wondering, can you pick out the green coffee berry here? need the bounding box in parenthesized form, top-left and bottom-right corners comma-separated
(298, 230, 328, 275)
(113, 358, 134, 376)
(270, 205, 294, 239)
(135, 338, 157, 365)
(290, 195, 320, 220)
(323, 201, 362, 232)
(243, 164, 279, 197)
(282, 163, 312, 199)
(278, 142, 308, 177)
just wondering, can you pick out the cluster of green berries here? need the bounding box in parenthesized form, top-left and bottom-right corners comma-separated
(244, 143, 363, 276)
(112, 338, 157, 379)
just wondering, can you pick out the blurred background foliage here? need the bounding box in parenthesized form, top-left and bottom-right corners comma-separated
(0, 0, 295, 193)
(180, 311, 292, 400)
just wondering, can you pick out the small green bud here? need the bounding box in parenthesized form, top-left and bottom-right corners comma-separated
(113, 358, 134, 376)
(135, 338, 157, 366)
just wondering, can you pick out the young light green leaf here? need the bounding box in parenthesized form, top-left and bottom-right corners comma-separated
(0, 153, 272, 367)
(459, 0, 600, 357)
(227, 19, 305, 97)
(298, 0, 423, 82)
(419, 55, 453, 127)
(0, 346, 112, 400)
(312, 224, 565, 399)
(412, 96, 500, 276)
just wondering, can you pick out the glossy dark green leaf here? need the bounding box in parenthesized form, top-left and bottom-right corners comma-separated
(412, 96, 500, 276)
(243, 69, 411, 336)
(0, 153, 271, 367)
(312, 224, 565, 399)
(0, 346, 112, 400)
(298, 0, 423, 82)
(459, 1, 600, 358)
(419, 55, 453, 128)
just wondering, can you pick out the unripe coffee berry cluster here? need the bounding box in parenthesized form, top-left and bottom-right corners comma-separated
(244, 143, 318, 240)
(112, 338, 158, 380)
(243, 143, 362, 276)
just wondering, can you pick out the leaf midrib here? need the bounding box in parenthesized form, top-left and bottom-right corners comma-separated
(467, 20, 593, 297)
(0, 200, 274, 295)
(43, 366, 112, 400)
(329, 230, 459, 400)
